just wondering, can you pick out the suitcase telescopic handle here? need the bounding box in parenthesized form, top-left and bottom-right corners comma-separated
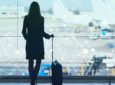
(52, 37, 54, 63)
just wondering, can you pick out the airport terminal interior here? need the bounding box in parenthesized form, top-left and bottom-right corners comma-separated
(0, 0, 115, 85)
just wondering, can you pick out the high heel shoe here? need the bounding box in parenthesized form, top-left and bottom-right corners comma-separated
(35, 79, 37, 85)
(30, 79, 35, 85)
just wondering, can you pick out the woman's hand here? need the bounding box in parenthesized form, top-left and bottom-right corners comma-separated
(50, 34, 54, 38)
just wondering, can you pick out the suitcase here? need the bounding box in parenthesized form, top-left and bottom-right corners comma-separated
(51, 37, 63, 85)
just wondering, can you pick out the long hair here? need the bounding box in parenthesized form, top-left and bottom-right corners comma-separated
(28, 1, 42, 25)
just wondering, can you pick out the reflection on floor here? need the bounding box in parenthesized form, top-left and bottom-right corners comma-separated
(0, 83, 114, 85)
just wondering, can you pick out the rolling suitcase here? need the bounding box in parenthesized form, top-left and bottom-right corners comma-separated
(51, 37, 63, 85)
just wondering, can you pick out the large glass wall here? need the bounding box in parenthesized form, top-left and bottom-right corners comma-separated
(0, 0, 18, 76)
(0, 0, 115, 76)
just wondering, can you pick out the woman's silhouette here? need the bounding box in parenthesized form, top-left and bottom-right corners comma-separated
(22, 2, 53, 85)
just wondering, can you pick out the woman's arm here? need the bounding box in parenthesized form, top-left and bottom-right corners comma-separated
(22, 16, 28, 40)
(42, 18, 51, 39)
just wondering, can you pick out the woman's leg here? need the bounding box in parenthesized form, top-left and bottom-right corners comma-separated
(33, 60, 41, 79)
(28, 60, 34, 79)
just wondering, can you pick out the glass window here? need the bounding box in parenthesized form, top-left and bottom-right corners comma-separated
(0, 0, 115, 77)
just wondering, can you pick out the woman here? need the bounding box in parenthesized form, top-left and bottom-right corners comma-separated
(22, 2, 53, 85)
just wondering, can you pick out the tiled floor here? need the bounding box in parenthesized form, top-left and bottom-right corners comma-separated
(0, 83, 114, 85)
